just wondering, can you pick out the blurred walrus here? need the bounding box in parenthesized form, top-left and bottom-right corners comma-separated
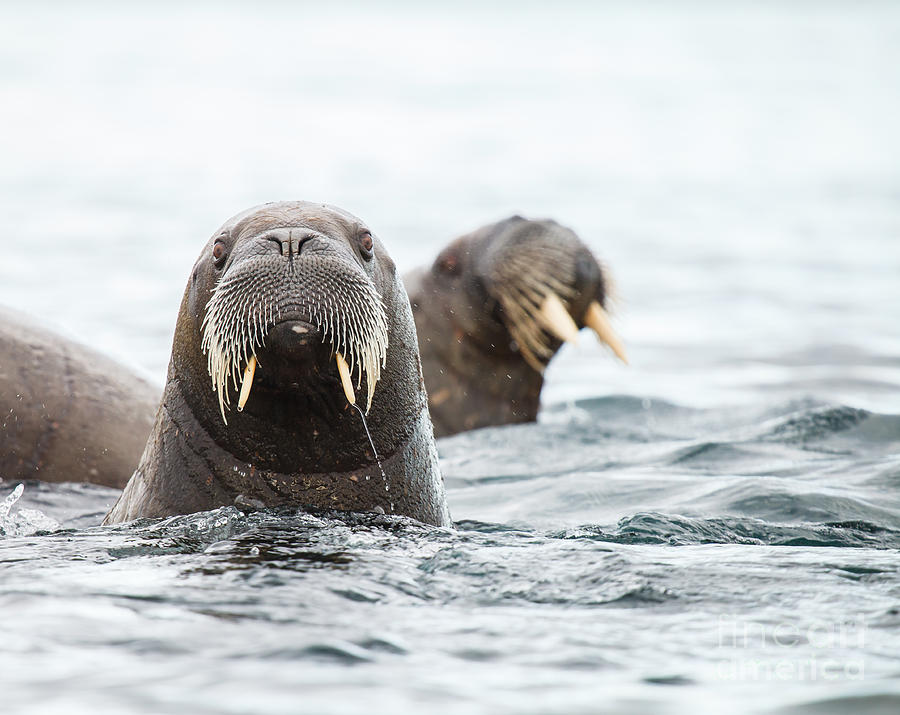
(0, 307, 158, 489)
(104, 201, 450, 526)
(405, 216, 626, 437)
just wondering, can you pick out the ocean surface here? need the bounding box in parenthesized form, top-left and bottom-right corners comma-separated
(1, 2, 899, 713)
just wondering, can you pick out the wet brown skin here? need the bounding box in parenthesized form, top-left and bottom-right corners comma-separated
(104, 202, 450, 526)
(405, 216, 611, 437)
(0, 307, 159, 489)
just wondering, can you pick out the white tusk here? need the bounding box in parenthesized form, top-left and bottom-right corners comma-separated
(336, 352, 356, 406)
(538, 292, 579, 344)
(585, 301, 628, 365)
(237, 355, 257, 411)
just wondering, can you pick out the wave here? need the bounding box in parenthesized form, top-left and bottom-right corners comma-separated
(553, 512, 900, 549)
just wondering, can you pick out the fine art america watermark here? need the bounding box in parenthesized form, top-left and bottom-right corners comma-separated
(715, 615, 866, 681)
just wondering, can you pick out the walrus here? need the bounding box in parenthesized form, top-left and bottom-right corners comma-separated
(405, 216, 627, 437)
(0, 307, 159, 488)
(104, 201, 451, 526)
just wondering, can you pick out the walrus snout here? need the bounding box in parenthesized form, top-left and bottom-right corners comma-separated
(254, 319, 325, 375)
(417, 216, 627, 374)
(251, 318, 322, 362)
(201, 224, 389, 422)
(268, 319, 318, 347)
(255, 227, 324, 259)
(248, 318, 336, 401)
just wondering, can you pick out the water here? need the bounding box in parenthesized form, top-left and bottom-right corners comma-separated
(1, 1, 899, 713)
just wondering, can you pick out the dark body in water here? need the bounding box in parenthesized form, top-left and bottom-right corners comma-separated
(405, 216, 626, 437)
(1, 215, 626, 493)
(0, 307, 158, 489)
(104, 202, 450, 526)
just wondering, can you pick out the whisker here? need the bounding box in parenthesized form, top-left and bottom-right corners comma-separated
(201, 253, 389, 422)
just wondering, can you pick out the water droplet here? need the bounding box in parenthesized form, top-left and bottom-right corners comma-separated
(351, 403, 392, 513)
(0, 483, 25, 520)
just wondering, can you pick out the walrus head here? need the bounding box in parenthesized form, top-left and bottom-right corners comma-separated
(171, 201, 427, 476)
(423, 216, 626, 372)
(199, 206, 387, 421)
(104, 201, 450, 526)
(407, 215, 626, 436)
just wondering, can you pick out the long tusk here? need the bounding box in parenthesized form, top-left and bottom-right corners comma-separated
(538, 292, 580, 344)
(335, 352, 356, 406)
(237, 355, 257, 411)
(585, 301, 628, 364)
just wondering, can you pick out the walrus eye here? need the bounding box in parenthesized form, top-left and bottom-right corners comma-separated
(437, 252, 460, 276)
(212, 240, 227, 267)
(359, 231, 374, 260)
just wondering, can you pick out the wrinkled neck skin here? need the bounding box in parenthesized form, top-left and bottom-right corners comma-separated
(111, 372, 446, 525)
(409, 270, 547, 437)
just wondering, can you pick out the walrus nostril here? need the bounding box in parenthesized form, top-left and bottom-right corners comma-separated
(263, 234, 288, 256)
(294, 234, 315, 254)
(262, 231, 318, 258)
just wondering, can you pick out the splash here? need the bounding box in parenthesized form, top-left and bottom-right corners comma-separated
(0, 483, 24, 520)
(0, 483, 60, 537)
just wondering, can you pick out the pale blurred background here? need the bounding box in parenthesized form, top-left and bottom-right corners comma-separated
(1, 0, 898, 412)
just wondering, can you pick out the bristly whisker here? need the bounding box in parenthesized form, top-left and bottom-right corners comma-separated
(200, 253, 389, 424)
(487, 231, 579, 373)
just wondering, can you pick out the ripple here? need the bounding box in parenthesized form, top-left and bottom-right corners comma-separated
(555, 512, 900, 549)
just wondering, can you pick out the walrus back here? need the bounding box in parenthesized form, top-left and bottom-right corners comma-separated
(0, 307, 159, 488)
